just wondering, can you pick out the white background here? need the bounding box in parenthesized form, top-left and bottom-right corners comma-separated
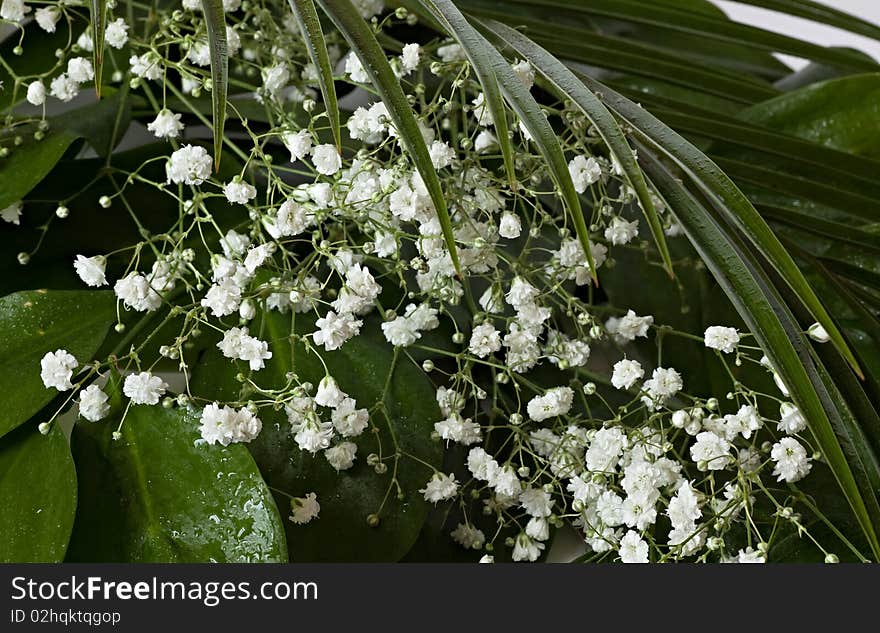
(714, 0, 880, 68)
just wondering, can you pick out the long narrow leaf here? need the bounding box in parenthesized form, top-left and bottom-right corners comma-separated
(416, 1, 516, 189)
(202, 0, 228, 170)
(90, 0, 107, 97)
(288, 0, 342, 152)
(569, 70, 864, 379)
(420, 0, 598, 282)
(477, 18, 673, 277)
(641, 149, 880, 559)
(496, 0, 879, 71)
(316, 0, 462, 276)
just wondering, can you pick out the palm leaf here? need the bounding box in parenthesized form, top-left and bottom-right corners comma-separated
(202, 0, 228, 170)
(476, 17, 673, 277)
(316, 0, 463, 277)
(90, 0, 107, 97)
(288, 0, 342, 152)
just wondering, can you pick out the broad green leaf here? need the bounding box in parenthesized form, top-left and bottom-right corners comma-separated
(288, 0, 342, 151)
(191, 312, 444, 561)
(90, 0, 108, 95)
(775, 48, 878, 91)
(570, 71, 864, 379)
(738, 74, 880, 158)
(67, 400, 288, 562)
(0, 290, 115, 439)
(201, 0, 228, 170)
(317, 0, 462, 276)
(418, 0, 517, 188)
(0, 424, 76, 562)
(642, 150, 880, 559)
(478, 18, 673, 276)
(0, 92, 130, 209)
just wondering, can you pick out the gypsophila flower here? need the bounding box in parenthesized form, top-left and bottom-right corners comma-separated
(704, 326, 741, 353)
(451, 523, 485, 550)
(690, 431, 732, 471)
(67, 57, 94, 83)
(26, 81, 45, 106)
(78, 385, 110, 422)
(325, 441, 358, 471)
(400, 43, 420, 74)
(40, 350, 78, 391)
(50, 75, 79, 102)
(311, 144, 342, 175)
(166, 145, 213, 185)
(315, 375, 347, 408)
(35, 6, 59, 33)
(604, 217, 639, 245)
(468, 323, 501, 358)
(199, 403, 262, 445)
(807, 322, 830, 343)
(778, 402, 806, 434)
(0, 0, 30, 23)
(2, 202, 22, 225)
(771, 437, 812, 482)
(74, 255, 107, 287)
(421, 472, 459, 503)
(619, 530, 649, 563)
(282, 129, 312, 162)
(147, 110, 184, 139)
(498, 212, 522, 239)
(512, 533, 544, 562)
(224, 179, 257, 205)
(568, 155, 602, 193)
(611, 358, 644, 390)
(527, 387, 574, 422)
(123, 372, 168, 405)
(289, 493, 320, 524)
(105, 18, 129, 48)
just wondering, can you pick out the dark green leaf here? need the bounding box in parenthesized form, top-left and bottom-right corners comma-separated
(288, 0, 342, 151)
(317, 0, 463, 276)
(0, 290, 115, 439)
(67, 399, 288, 562)
(201, 0, 228, 169)
(90, 0, 108, 95)
(191, 312, 444, 561)
(0, 424, 76, 562)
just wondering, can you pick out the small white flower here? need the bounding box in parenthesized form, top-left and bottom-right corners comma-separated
(262, 63, 289, 95)
(1, 202, 22, 225)
(223, 179, 257, 205)
(123, 372, 168, 405)
(105, 17, 129, 49)
(400, 43, 420, 74)
(428, 140, 455, 169)
(199, 403, 262, 445)
(807, 322, 830, 343)
(73, 255, 107, 287)
(50, 74, 79, 102)
(281, 129, 312, 162)
(604, 217, 639, 246)
(704, 326, 740, 353)
(420, 472, 459, 503)
(129, 53, 162, 80)
(315, 375, 347, 408)
(468, 323, 501, 358)
(511, 533, 544, 562)
(619, 530, 649, 563)
(498, 212, 522, 239)
(147, 110, 184, 139)
(35, 6, 60, 33)
(611, 358, 644, 390)
(166, 144, 213, 185)
(40, 350, 78, 391)
(311, 144, 341, 175)
(690, 431, 732, 471)
(526, 386, 574, 422)
(313, 310, 362, 351)
(26, 81, 46, 106)
(450, 523, 486, 550)
(67, 57, 94, 84)
(79, 385, 110, 422)
(568, 155, 602, 193)
(325, 441, 357, 471)
(344, 52, 369, 83)
(771, 437, 812, 482)
(289, 492, 320, 524)
(0, 0, 31, 23)
(778, 402, 807, 435)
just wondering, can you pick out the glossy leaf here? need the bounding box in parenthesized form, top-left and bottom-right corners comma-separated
(288, 0, 342, 151)
(478, 18, 673, 276)
(0, 290, 116, 439)
(738, 74, 880, 158)
(202, 0, 228, 170)
(191, 312, 444, 561)
(0, 424, 77, 562)
(419, 0, 517, 188)
(67, 400, 288, 562)
(90, 0, 108, 95)
(570, 71, 863, 379)
(317, 0, 462, 276)
(642, 150, 880, 559)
